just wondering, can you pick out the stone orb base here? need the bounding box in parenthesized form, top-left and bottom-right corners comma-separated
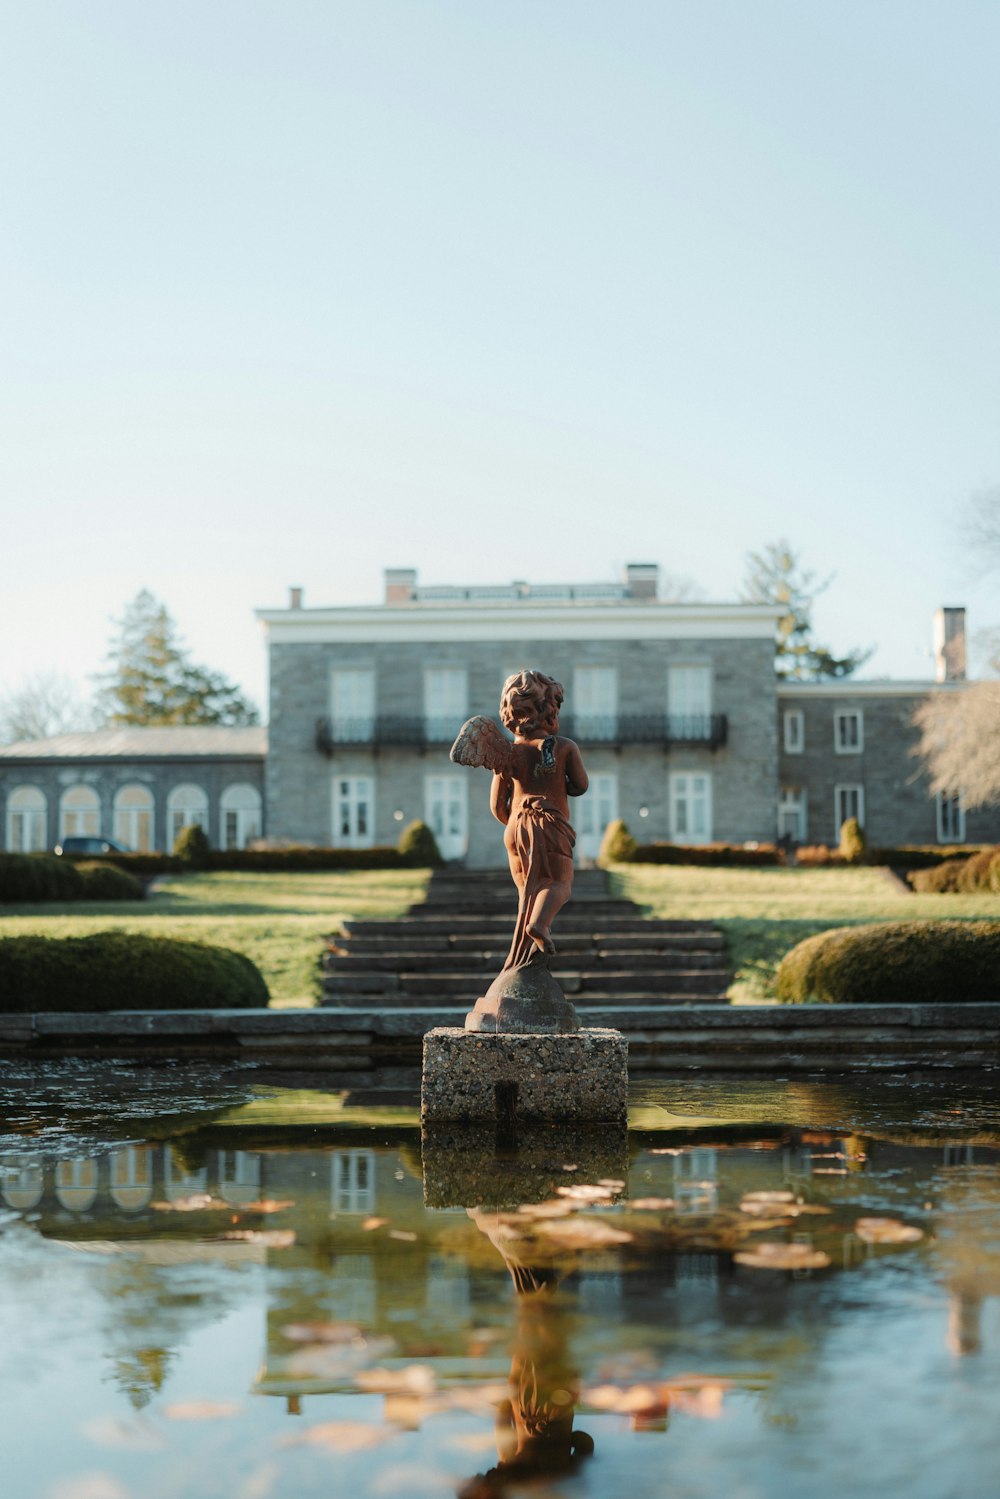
(421, 1026, 628, 1124)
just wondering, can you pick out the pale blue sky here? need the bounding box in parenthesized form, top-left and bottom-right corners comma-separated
(3, 1, 999, 716)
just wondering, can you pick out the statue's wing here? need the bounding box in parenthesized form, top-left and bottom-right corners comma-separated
(449, 716, 514, 774)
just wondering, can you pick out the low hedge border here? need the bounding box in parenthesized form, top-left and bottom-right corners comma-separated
(0, 853, 145, 903)
(0, 932, 270, 1011)
(60, 846, 434, 875)
(626, 842, 785, 867)
(776, 920, 1000, 1005)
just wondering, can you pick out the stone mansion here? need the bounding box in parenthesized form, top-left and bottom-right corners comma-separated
(2, 565, 997, 861)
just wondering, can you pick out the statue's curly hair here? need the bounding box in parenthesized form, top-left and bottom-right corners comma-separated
(499, 670, 564, 736)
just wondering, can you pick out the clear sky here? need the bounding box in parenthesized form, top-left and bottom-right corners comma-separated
(3, 0, 999, 719)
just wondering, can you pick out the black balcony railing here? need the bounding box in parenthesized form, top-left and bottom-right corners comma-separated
(315, 712, 728, 756)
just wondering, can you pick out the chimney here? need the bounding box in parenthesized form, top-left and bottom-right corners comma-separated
(933, 606, 967, 682)
(384, 567, 417, 605)
(289, 586, 303, 610)
(625, 562, 659, 601)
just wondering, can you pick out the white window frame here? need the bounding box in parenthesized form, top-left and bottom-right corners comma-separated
(331, 1149, 376, 1214)
(167, 783, 209, 850)
(330, 668, 376, 743)
(423, 667, 468, 743)
(573, 665, 618, 741)
(778, 786, 807, 843)
(667, 664, 713, 740)
(669, 771, 713, 845)
(220, 783, 262, 850)
(783, 709, 805, 754)
(935, 790, 966, 844)
(834, 783, 865, 838)
(572, 771, 619, 860)
(113, 784, 155, 852)
(6, 785, 47, 851)
(834, 709, 863, 754)
(424, 774, 469, 861)
(331, 775, 375, 849)
(60, 783, 100, 841)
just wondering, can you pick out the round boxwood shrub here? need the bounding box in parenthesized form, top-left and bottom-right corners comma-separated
(397, 820, 443, 865)
(910, 860, 967, 893)
(0, 932, 269, 1012)
(838, 817, 867, 865)
(173, 823, 211, 869)
(0, 853, 85, 903)
(76, 861, 145, 902)
(598, 819, 637, 865)
(775, 920, 1000, 1005)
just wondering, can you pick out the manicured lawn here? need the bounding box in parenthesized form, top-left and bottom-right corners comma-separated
(0, 869, 431, 1007)
(611, 864, 1000, 1002)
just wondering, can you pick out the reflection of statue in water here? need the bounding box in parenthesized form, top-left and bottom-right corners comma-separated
(458, 1208, 595, 1497)
(451, 672, 589, 1032)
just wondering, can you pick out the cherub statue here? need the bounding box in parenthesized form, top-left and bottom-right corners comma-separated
(451, 670, 589, 972)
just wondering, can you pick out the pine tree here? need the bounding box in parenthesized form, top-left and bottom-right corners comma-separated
(96, 590, 259, 726)
(741, 541, 872, 680)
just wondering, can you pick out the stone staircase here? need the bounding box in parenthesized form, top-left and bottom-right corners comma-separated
(321, 868, 731, 1011)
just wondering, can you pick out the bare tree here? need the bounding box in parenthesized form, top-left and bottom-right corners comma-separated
(913, 683, 1000, 810)
(0, 671, 94, 744)
(962, 489, 1000, 568)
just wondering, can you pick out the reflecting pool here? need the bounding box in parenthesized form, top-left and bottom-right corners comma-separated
(1, 1062, 999, 1499)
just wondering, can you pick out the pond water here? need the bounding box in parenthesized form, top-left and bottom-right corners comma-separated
(1, 1062, 999, 1499)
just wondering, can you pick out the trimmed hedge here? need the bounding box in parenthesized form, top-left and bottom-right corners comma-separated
(598, 819, 638, 865)
(908, 846, 1000, 894)
(173, 823, 211, 869)
(775, 920, 1000, 1005)
(910, 860, 966, 894)
(0, 853, 86, 903)
(871, 845, 992, 870)
(75, 861, 145, 902)
(59, 846, 433, 874)
(629, 841, 785, 867)
(396, 820, 443, 865)
(794, 845, 844, 867)
(0, 932, 269, 1011)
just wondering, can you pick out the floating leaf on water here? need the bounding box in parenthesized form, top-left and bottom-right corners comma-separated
(598, 1179, 626, 1190)
(741, 1191, 796, 1204)
(355, 1364, 436, 1396)
(626, 1198, 676, 1211)
(231, 1200, 294, 1215)
(217, 1229, 295, 1248)
(151, 1194, 225, 1213)
(556, 1185, 616, 1203)
(514, 1199, 575, 1219)
(812, 1168, 848, 1176)
(561, 1164, 579, 1171)
(584, 1376, 730, 1420)
(162, 1400, 241, 1421)
(283, 1420, 394, 1454)
(649, 1148, 684, 1156)
(739, 1200, 795, 1217)
(388, 1229, 417, 1242)
(734, 1243, 831, 1270)
(534, 1217, 633, 1248)
(282, 1321, 364, 1345)
(855, 1217, 924, 1244)
(363, 1217, 389, 1231)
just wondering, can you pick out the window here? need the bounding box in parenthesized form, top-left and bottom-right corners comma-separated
(0, 1160, 44, 1211)
(572, 772, 618, 860)
(221, 783, 262, 849)
(113, 784, 154, 851)
(330, 668, 375, 742)
(670, 772, 713, 844)
(54, 1158, 98, 1213)
(936, 790, 965, 843)
(834, 784, 864, 837)
(573, 666, 617, 740)
(424, 775, 468, 860)
(332, 776, 374, 848)
(60, 784, 100, 841)
(834, 709, 863, 754)
(668, 665, 712, 739)
(778, 786, 807, 843)
(424, 668, 467, 742)
(109, 1146, 153, 1211)
(783, 709, 805, 754)
(218, 1150, 261, 1206)
(6, 785, 46, 851)
(166, 783, 209, 849)
(332, 1150, 376, 1214)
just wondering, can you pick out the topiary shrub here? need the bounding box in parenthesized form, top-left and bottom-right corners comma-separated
(173, 823, 211, 869)
(910, 860, 967, 893)
(957, 847, 1000, 893)
(76, 861, 145, 902)
(838, 817, 867, 865)
(0, 853, 85, 903)
(598, 819, 638, 865)
(397, 820, 443, 865)
(775, 920, 1000, 1005)
(0, 932, 269, 1011)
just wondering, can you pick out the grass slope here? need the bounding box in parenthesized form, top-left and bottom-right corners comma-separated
(0, 869, 430, 1007)
(611, 864, 1000, 1002)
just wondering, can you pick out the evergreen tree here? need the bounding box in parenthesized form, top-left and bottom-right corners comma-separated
(741, 540, 872, 680)
(96, 590, 259, 726)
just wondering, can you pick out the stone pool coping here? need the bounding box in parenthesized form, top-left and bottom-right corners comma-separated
(0, 1002, 998, 1070)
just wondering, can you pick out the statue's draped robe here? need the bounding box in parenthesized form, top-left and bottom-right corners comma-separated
(503, 794, 576, 970)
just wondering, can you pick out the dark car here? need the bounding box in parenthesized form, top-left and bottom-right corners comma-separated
(53, 836, 133, 857)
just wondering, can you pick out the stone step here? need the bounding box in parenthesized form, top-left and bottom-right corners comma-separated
(319, 990, 725, 1009)
(405, 898, 637, 917)
(329, 930, 725, 956)
(323, 948, 726, 973)
(322, 968, 730, 998)
(341, 916, 717, 938)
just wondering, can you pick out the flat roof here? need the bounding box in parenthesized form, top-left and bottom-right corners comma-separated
(0, 727, 268, 760)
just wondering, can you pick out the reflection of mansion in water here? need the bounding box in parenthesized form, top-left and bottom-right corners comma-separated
(3, 569, 1000, 860)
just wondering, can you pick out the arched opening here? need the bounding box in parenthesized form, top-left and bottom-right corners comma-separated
(166, 783, 209, 850)
(59, 784, 100, 841)
(113, 785, 154, 852)
(6, 785, 47, 851)
(220, 783, 262, 849)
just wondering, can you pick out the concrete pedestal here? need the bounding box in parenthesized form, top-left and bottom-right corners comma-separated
(420, 1026, 628, 1124)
